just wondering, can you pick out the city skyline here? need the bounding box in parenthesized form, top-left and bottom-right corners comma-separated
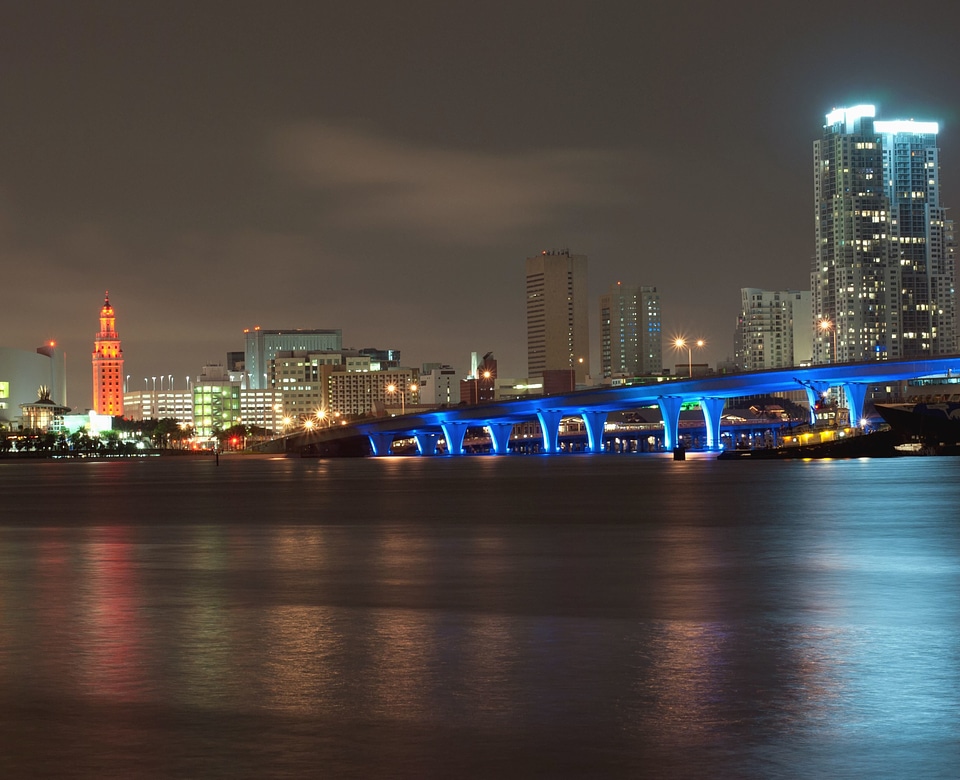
(4, 3, 960, 410)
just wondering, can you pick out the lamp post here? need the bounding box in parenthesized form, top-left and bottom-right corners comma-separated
(475, 370, 492, 404)
(673, 337, 705, 378)
(819, 318, 838, 363)
(386, 383, 404, 415)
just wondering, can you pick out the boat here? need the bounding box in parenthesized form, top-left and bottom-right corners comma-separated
(874, 402, 960, 447)
(716, 429, 904, 459)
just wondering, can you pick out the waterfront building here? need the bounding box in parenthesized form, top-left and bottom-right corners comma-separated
(419, 365, 462, 406)
(92, 292, 124, 415)
(192, 364, 241, 438)
(322, 365, 419, 418)
(526, 250, 590, 384)
(876, 119, 956, 357)
(599, 282, 662, 378)
(270, 351, 340, 420)
(735, 289, 812, 371)
(813, 105, 956, 363)
(239, 389, 284, 432)
(0, 345, 68, 430)
(124, 390, 194, 422)
(244, 327, 342, 389)
(19, 387, 70, 433)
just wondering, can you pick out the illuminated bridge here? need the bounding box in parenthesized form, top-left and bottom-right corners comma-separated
(285, 356, 960, 456)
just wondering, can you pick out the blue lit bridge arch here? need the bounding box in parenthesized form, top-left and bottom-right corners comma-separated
(286, 356, 960, 456)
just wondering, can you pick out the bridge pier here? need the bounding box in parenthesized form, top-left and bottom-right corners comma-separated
(800, 381, 831, 424)
(414, 432, 441, 455)
(658, 396, 684, 452)
(699, 397, 726, 450)
(536, 409, 564, 453)
(580, 410, 608, 452)
(842, 382, 868, 427)
(440, 421, 469, 456)
(486, 422, 515, 454)
(368, 431, 395, 457)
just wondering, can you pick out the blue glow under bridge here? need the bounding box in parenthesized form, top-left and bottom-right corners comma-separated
(289, 356, 960, 456)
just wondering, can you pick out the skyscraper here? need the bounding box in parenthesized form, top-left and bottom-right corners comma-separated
(526, 250, 589, 384)
(92, 292, 124, 415)
(876, 118, 956, 358)
(599, 282, 662, 377)
(813, 105, 956, 363)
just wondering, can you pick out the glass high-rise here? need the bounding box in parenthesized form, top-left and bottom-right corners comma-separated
(813, 105, 956, 363)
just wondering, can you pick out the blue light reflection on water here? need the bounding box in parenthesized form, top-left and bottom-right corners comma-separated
(0, 455, 959, 777)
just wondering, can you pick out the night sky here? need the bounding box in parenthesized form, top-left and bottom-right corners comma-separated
(5, 1, 960, 410)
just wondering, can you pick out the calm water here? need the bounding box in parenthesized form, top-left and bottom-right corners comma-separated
(1, 453, 959, 778)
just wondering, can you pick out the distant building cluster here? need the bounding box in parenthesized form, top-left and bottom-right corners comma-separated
(2, 102, 958, 442)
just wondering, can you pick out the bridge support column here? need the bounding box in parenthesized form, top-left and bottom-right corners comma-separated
(842, 383, 868, 428)
(440, 421, 469, 456)
(414, 433, 440, 455)
(658, 396, 684, 452)
(486, 422, 515, 454)
(580, 410, 608, 452)
(699, 397, 726, 451)
(368, 432, 395, 457)
(536, 409, 564, 453)
(800, 381, 831, 425)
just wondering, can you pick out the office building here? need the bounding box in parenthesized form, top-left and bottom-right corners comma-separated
(526, 250, 589, 383)
(735, 289, 812, 371)
(599, 282, 662, 378)
(92, 292, 124, 415)
(244, 327, 342, 389)
(813, 105, 956, 363)
(419, 365, 462, 406)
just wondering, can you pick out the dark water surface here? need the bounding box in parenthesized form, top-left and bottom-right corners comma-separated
(1, 454, 959, 778)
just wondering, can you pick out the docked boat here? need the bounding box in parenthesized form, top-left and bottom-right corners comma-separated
(874, 402, 960, 446)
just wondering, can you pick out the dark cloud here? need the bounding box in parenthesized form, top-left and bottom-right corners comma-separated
(4, 1, 960, 409)
(272, 122, 634, 244)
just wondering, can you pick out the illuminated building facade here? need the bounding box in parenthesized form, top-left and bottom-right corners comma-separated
(526, 250, 590, 383)
(243, 327, 342, 389)
(735, 289, 812, 371)
(92, 292, 124, 415)
(192, 364, 241, 438)
(322, 365, 418, 418)
(124, 390, 194, 422)
(813, 105, 956, 363)
(599, 283, 662, 378)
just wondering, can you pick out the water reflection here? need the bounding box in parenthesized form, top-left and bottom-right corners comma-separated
(0, 457, 959, 777)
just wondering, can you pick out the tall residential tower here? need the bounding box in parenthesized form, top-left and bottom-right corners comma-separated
(526, 250, 590, 384)
(813, 105, 956, 363)
(92, 292, 124, 415)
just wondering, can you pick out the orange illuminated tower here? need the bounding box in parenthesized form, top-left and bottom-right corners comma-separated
(92, 292, 125, 415)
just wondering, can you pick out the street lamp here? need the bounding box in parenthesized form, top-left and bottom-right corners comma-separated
(819, 318, 838, 363)
(386, 383, 405, 415)
(475, 370, 492, 404)
(673, 337, 705, 377)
